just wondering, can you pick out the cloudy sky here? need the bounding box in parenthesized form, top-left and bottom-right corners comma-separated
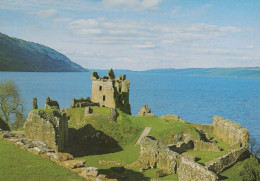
(0, 0, 260, 70)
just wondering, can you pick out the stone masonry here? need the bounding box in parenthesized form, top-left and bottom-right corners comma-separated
(213, 116, 249, 149)
(91, 69, 131, 114)
(24, 110, 68, 152)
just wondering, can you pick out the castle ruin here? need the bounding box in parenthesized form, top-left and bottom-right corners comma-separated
(91, 69, 131, 114)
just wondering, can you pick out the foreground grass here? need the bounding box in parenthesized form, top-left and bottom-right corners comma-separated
(0, 139, 84, 181)
(219, 157, 260, 181)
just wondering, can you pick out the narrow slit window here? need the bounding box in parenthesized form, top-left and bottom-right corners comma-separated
(99, 86, 102, 91)
(119, 87, 122, 92)
(103, 95, 106, 101)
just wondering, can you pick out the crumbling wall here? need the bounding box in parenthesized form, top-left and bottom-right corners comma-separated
(138, 136, 218, 180)
(44, 96, 59, 109)
(138, 104, 156, 116)
(24, 110, 68, 152)
(193, 140, 221, 152)
(71, 97, 98, 108)
(205, 147, 249, 174)
(213, 116, 249, 148)
(138, 137, 180, 174)
(91, 69, 131, 115)
(178, 157, 218, 181)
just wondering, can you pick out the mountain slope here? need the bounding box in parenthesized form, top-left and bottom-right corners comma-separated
(146, 67, 260, 79)
(0, 32, 87, 72)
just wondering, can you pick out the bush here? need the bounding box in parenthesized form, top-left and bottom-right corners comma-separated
(240, 157, 260, 181)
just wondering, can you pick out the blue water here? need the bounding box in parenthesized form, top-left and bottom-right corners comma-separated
(0, 71, 259, 143)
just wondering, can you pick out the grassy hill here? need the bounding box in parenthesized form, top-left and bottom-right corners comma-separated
(0, 32, 87, 72)
(0, 139, 84, 181)
(146, 67, 260, 79)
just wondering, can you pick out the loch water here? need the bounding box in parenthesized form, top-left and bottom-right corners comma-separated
(0, 71, 259, 143)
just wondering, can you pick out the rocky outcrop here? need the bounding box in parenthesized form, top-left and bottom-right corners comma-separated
(0, 117, 10, 131)
(213, 116, 249, 148)
(205, 147, 249, 174)
(138, 104, 156, 116)
(45, 96, 59, 109)
(24, 110, 68, 152)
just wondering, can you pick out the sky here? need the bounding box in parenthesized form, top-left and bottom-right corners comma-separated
(0, 0, 260, 70)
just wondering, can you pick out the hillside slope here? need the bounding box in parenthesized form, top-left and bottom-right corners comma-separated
(146, 67, 260, 79)
(0, 32, 86, 72)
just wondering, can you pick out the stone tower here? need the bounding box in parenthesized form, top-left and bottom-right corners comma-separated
(91, 68, 131, 114)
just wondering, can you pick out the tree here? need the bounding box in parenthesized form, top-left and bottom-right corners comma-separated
(0, 80, 25, 130)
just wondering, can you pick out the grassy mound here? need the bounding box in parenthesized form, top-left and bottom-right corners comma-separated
(65, 107, 203, 180)
(66, 107, 201, 146)
(0, 139, 84, 181)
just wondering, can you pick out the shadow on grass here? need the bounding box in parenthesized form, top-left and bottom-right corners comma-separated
(65, 124, 122, 157)
(99, 166, 150, 181)
(218, 175, 229, 180)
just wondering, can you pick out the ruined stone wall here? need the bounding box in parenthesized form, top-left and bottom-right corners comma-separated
(193, 140, 221, 152)
(71, 97, 99, 108)
(138, 137, 180, 174)
(138, 136, 218, 180)
(205, 147, 249, 174)
(24, 110, 68, 152)
(178, 157, 218, 181)
(213, 116, 249, 148)
(92, 79, 116, 108)
(91, 69, 131, 114)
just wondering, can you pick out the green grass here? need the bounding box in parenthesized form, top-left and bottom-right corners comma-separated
(209, 134, 230, 150)
(81, 143, 140, 169)
(0, 139, 84, 181)
(117, 109, 201, 144)
(91, 106, 111, 117)
(183, 150, 228, 164)
(219, 157, 260, 181)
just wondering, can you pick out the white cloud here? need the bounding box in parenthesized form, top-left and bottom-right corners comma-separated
(34, 9, 57, 18)
(135, 42, 156, 48)
(246, 45, 255, 49)
(69, 19, 99, 28)
(102, 0, 162, 11)
(195, 49, 231, 55)
(53, 18, 71, 23)
(202, 4, 213, 9)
